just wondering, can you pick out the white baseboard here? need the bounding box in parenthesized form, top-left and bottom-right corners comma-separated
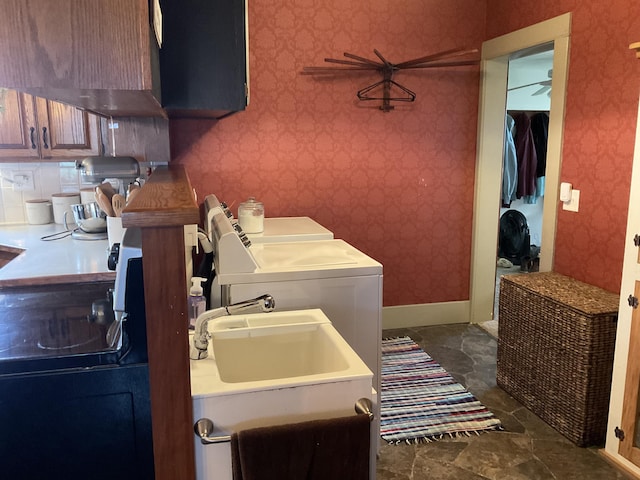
(382, 301, 471, 330)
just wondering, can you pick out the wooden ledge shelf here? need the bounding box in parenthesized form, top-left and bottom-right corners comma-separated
(121, 165, 200, 228)
(121, 164, 200, 480)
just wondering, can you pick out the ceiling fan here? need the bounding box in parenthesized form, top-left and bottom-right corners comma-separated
(301, 47, 479, 112)
(508, 69, 552, 97)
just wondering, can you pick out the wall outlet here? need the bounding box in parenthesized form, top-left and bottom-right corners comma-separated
(562, 189, 580, 212)
(12, 171, 35, 191)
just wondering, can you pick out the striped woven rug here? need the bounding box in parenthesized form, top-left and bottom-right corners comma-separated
(380, 336, 502, 444)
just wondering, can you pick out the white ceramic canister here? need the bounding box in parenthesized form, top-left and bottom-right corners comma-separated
(25, 199, 53, 225)
(51, 192, 81, 225)
(238, 197, 264, 233)
(80, 187, 97, 205)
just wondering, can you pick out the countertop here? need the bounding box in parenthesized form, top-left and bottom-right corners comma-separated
(0, 224, 115, 287)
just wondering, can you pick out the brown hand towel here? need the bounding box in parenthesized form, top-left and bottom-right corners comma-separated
(231, 414, 370, 480)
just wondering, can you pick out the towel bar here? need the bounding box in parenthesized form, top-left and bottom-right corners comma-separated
(194, 397, 374, 445)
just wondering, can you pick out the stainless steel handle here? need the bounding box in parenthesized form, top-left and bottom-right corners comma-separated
(355, 397, 374, 421)
(194, 397, 374, 445)
(194, 418, 231, 445)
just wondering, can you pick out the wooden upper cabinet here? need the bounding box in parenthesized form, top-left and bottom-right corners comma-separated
(0, 89, 100, 161)
(34, 97, 100, 158)
(0, 0, 163, 117)
(0, 89, 39, 158)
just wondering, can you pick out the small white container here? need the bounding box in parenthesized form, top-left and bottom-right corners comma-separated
(238, 197, 264, 233)
(80, 187, 97, 204)
(51, 192, 81, 225)
(25, 199, 53, 225)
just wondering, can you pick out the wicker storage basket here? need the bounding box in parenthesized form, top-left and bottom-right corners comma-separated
(497, 272, 619, 446)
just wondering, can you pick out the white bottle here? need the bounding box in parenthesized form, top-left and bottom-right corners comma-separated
(188, 277, 206, 330)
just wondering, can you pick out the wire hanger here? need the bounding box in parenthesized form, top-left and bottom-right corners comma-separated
(357, 80, 416, 112)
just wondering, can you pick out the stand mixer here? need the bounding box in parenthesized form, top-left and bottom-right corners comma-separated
(74, 157, 141, 240)
(76, 156, 141, 194)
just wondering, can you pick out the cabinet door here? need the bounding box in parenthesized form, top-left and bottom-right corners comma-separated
(0, 365, 154, 479)
(0, 0, 163, 117)
(609, 94, 640, 474)
(0, 89, 39, 158)
(35, 97, 101, 158)
(619, 282, 640, 466)
(160, 0, 248, 118)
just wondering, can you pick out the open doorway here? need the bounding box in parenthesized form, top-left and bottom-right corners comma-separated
(469, 13, 571, 328)
(485, 45, 555, 336)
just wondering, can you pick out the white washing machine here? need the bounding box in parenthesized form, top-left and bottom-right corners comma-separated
(204, 207, 383, 471)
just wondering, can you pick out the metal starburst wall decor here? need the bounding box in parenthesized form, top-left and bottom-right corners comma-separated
(301, 47, 479, 112)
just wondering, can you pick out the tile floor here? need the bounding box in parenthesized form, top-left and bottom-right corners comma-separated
(375, 323, 630, 480)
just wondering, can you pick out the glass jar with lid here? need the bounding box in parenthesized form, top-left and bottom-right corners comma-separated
(238, 197, 264, 233)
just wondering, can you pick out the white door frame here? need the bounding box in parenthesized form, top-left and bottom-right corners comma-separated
(469, 13, 572, 324)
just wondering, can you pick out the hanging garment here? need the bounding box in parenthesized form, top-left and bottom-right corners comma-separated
(502, 114, 518, 207)
(514, 113, 538, 199)
(527, 112, 550, 201)
(531, 112, 549, 178)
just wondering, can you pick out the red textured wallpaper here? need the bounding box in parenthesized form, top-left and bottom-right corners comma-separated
(172, 0, 640, 305)
(172, 0, 485, 306)
(486, 0, 640, 293)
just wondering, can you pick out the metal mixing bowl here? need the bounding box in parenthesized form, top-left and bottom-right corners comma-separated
(67, 202, 107, 233)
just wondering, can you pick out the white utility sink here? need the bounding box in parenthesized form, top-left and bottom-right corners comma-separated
(190, 309, 373, 480)
(190, 309, 372, 394)
(212, 324, 350, 383)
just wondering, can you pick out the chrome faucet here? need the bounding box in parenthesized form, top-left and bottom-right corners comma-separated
(190, 294, 275, 360)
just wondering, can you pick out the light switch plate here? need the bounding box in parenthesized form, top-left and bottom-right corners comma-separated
(562, 189, 580, 212)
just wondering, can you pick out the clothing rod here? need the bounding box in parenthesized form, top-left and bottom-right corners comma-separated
(194, 397, 374, 445)
(507, 109, 549, 113)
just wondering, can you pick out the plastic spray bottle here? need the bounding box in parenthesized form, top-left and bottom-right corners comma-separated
(188, 277, 206, 330)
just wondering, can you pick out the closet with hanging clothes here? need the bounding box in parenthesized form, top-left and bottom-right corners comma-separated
(499, 110, 548, 269)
